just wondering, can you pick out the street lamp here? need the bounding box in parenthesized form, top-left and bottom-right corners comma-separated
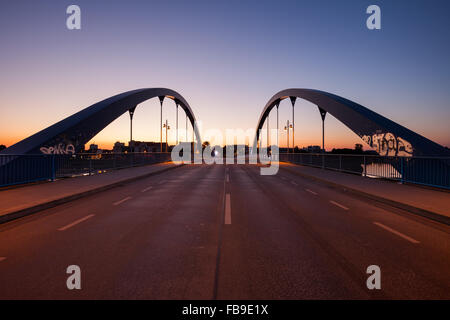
(284, 120, 293, 153)
(163, 119, 170, 152)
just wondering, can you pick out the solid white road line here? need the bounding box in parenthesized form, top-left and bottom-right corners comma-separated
(0, 257, 6, 262)
(225, 193, 232, 225)
(330, 200, 349, 210)
(113, 196, 132, 206)
(290, 181, 298, 186)
(373, 222, 420, 244)
(141, 186, 153, 193)
(305, 189, 318, 195)
(58, 214, 95, 231)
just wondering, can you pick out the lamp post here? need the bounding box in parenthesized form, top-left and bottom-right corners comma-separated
(176, 103, 179, 145)
(284, 120, 293, 153)
(128, 106, 136, 152)
(318, 107, 327, 153)
(276, 103, 279, 148)
(163, 119, 170, 152)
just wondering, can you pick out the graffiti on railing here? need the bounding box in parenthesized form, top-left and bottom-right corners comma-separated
(40, 143, 75, 154)
(362, 133, 413, 157)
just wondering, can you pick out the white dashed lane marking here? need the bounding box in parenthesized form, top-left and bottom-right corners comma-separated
(58, 214, 95, 231)
(330, 200, 349, 210)
(305, 189, 318, 195)
(113, 196, 132, 206)
(225, 193, 231, 225)
(141, 186, 153, 193)
(373, 222, 420, 244)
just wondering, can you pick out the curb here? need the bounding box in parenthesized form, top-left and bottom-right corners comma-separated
(280, 163, 450, 226)
(0, 163, 184, 225)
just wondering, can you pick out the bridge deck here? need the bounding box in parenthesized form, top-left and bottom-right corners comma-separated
(0, 163, 449, 299)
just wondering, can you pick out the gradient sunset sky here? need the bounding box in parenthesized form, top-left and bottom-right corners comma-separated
(1, 0, 449, 150)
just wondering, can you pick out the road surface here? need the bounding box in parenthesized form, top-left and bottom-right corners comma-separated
(0, 163, 449, 299)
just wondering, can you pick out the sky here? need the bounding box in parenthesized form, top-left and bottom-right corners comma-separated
(0, 0, 449, 150)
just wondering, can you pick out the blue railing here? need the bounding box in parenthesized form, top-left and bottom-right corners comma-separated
(0, 152, 172, 188)
(279, 153, 450, 190)
(2, 152, 449, 189)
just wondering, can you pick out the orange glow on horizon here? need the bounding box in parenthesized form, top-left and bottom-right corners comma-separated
(1, 136, 373, 152)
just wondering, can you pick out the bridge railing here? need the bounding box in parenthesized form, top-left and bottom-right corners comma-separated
(279, 153, 450, 190)
(0, 152, 172, 188)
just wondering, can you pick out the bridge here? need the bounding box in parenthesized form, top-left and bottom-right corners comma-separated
(0, 88, 449, 299)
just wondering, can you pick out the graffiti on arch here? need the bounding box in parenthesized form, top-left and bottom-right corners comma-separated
(40, 142, 75, 155)
(362, 132, 413, 157)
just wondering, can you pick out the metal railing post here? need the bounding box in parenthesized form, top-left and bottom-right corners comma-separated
(51, 154, 56, 181)
(363, 155, 367, 177)
(339, 155, 342, 172)
(89, 158, 92, 176)
(400, 157, 404, 184)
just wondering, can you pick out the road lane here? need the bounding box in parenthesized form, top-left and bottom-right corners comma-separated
(277, 163, 450, 251)
(266, 164, 450, 298)
(0, 164, 225, 299)
(217, 165, 369, 299)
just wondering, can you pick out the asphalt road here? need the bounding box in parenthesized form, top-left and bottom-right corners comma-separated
(0, 163, 449, 299)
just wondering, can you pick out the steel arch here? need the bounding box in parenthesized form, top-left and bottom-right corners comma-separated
(254, 88, 448, 157)
(2, 88, 202, 155)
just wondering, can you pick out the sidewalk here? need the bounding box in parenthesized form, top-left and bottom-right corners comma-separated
(0, 162, 180, 223)
(280, 162, 450, 223)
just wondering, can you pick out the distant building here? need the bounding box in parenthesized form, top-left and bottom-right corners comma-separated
(330, 144, 376, 155)
(113, 141, 126, 153)
(88, 144, 102, 154)
(304, 145, 321, 153)
(128, 141, 169, 153)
